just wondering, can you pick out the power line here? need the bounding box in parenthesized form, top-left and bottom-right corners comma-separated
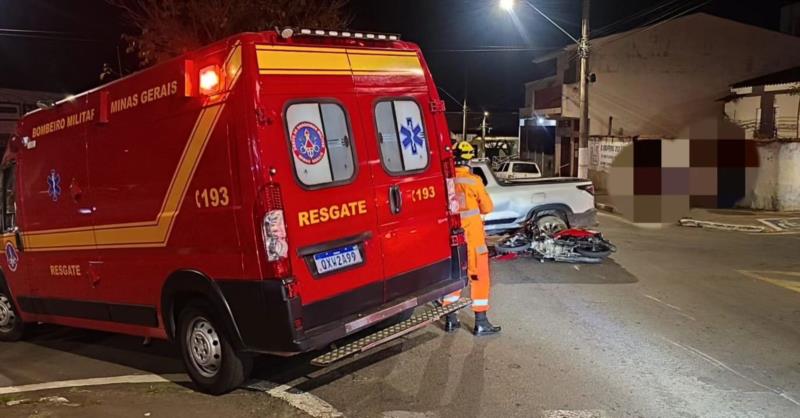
(591, 0, 688, 37)
(602, 0, 711, 47)
(0, 28, 110, 43)
(428, 46, 559, 53)
(437, 86, 463, 108)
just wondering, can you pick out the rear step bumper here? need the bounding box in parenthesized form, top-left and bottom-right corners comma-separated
(217, 245, 468, 355)
(297, 274, 466, 353)
(311, 298, 472, 366)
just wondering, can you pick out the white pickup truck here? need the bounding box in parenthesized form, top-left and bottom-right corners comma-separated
(494, 161, 542, 181)
(469, 162, 597, 235)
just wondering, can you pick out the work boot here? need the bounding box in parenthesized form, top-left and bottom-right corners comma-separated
(473, 311, 501, 336)
(443, 312, 460, 333)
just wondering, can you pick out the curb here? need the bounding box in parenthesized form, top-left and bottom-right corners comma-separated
(596, 203, 616, 214)
(678, 218, 766, 233)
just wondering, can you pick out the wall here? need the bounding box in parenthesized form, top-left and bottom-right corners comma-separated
(748, 141, 800, 211)
(543, 13, 800, 139)
(588, 136, 634, 191)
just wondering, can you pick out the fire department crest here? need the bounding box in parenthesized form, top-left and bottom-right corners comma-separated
(291, 122, 326, 165)
(5, 242, 18, 272)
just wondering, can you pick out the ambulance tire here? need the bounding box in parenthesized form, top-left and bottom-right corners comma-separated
(177, 301, 253, 395)
(0, 286, 25, 342)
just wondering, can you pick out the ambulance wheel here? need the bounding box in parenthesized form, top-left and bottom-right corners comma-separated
(0, 290, 25, 342)
(177, 302, 252, 395)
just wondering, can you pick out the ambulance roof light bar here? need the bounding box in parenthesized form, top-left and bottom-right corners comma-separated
(283, 27, 400, 41)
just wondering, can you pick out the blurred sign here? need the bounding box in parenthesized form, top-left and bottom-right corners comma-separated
(589, 138, 630, 172)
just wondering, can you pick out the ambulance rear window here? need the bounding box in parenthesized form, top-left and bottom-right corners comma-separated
(375, 99, 429, 174)
(286, 102, 355, 187)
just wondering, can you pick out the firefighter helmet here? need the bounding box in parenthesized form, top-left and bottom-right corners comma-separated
(453, 141, 475, 165)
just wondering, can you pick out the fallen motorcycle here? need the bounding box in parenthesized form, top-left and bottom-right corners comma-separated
(495, 222, 616, 263)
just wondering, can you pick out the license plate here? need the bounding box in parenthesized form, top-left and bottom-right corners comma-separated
(313, 245, 363, 274)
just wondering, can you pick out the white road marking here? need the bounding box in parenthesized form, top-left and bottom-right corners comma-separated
(0, 373, 191, 395)
(246, 380, 343, 418)
(642, 294, 696, 321)
(663, 337, 800, 407)
(1, 374, 344, 417)
(542, 410, 607, 418)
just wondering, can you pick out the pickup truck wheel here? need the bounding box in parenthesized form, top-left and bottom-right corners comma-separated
(178, 302, 252, 395)
(0, 291, 24, 342)
(536, 214, 568, 235)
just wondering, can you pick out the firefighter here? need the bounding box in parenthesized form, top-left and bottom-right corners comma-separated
(442, 141, 502, 336)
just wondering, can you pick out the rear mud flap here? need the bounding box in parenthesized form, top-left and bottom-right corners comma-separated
(310, 298, 472, 366)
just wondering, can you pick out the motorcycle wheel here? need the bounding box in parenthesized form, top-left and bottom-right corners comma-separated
(574, 241, 614, 258)
(495, 234, 531, 254)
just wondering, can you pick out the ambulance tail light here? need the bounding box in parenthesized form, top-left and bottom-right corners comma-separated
(445, 177, 463, 246)
(259, 183, 291, 278)
(199, 65, 222, 96)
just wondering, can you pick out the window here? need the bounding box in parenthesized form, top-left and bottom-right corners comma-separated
(286, 102, 355, 187)
(1, 165, 16, 232)
(375, 99, 429, 173)
(0, 103, 20, 122)
(563, 59, 578, 84)
(512, 163, 540, 174)
(499, 163, 509, 173)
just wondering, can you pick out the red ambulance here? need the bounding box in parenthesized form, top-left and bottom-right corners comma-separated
(0, 28, 469, 394)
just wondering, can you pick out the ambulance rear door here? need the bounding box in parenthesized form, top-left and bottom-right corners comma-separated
(357, 87, 452, 301)
(259, 74, 385, 330)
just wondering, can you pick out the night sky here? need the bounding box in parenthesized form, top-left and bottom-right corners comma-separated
(0, 0, 791, 134)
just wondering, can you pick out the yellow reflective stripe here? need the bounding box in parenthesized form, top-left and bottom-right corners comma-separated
(476, 245, 489, 255)
(22, 43, 245, 252)
(473, 299, 489, 306)
(454, 177, 476, 185)
(460, 209, 480, 219)
(256, 45, 423, 76)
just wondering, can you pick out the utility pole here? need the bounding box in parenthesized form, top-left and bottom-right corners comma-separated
(462, 98, 468, 142)
(577, 0, 591, 178)
(480, 111, 489, 159)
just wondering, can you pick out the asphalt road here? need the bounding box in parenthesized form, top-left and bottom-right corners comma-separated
(1, 213, 799, 418)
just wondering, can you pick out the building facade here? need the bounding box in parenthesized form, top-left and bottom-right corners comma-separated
(0, 88, 64, 154)
(521, 13, 800, 176)
(725, 67, 800, 211)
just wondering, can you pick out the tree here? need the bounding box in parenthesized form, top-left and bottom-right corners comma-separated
(106, 0, 350, 67)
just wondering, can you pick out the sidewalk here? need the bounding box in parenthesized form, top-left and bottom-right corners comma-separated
(595, 193, 800, 233)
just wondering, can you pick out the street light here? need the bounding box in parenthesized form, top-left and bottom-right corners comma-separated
(499, 0, 591, 178)
(480, 112, 490, 159)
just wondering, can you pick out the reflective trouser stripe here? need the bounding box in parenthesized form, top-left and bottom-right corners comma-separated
(460, 209, 480, 219)
(476, 245, 488, 254)
(470, 250, 491, 313)
(454, 177, 476, 185)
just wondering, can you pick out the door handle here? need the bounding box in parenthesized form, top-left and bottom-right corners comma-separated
(13, 227, 23, 251)
(389, 185, 402, 214)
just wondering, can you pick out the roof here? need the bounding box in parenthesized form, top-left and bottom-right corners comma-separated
(731, 66, 800, 88)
